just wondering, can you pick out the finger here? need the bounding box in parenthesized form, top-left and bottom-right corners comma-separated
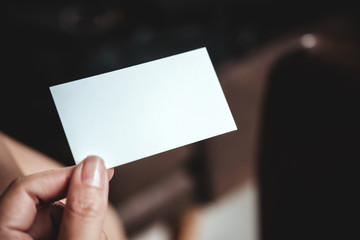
(27, 202, 65, 240)
(58, 156, 109, 240)
(0, 166, 74, 233)
(107, 168, 114, 182)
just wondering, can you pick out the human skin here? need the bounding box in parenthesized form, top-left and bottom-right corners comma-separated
(0, 156, 114, 240)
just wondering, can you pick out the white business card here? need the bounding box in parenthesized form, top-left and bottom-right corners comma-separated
(50, 48, 237, 168)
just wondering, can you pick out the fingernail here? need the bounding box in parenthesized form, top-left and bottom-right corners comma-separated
(81, 156, 105, 188)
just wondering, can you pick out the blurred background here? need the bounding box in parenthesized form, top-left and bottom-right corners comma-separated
(1, 1, 359, 239)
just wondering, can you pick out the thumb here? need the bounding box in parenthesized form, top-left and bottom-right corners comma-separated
(58, 156, 109, 240)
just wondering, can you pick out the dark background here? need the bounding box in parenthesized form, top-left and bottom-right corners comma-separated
(2, 0, 356, 165)
(2, 1, 359, 239)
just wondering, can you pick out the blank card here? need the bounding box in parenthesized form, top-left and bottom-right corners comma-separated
(50, 48, 237, 168)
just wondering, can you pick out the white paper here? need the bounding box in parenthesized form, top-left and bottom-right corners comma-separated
(50, 48, 237, 168)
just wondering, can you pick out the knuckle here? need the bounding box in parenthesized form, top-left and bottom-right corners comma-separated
(67, 194, 104, 220)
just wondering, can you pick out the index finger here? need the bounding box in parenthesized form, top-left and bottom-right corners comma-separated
(0, 166, 75, 234)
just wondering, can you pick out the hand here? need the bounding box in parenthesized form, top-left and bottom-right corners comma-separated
(0, 156, 114, 240)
